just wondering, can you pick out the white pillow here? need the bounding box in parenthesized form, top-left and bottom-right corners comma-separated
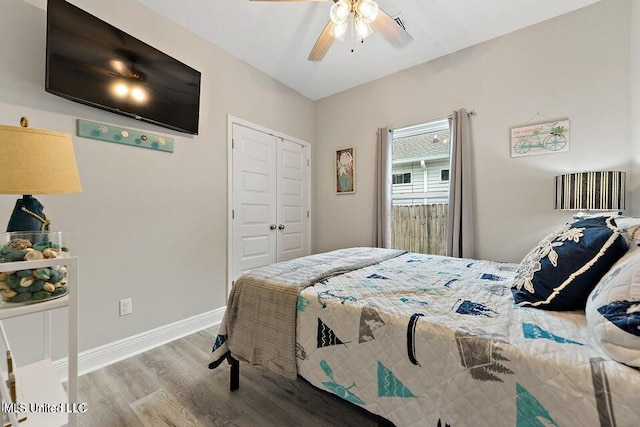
(586, 246, 640, 367)
(614, 216, 640, 246)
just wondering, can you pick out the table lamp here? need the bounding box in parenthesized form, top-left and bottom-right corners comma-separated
(554, 171, 625, 220)
(0, 117, 82, 232)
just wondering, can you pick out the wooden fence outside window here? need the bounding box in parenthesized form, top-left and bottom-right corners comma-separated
(391, 204, 448, 255)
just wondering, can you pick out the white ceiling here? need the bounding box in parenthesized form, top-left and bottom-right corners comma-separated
(134, 0, 602, 101)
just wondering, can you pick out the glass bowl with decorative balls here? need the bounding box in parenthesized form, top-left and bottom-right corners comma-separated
(0, 231, 70, 305)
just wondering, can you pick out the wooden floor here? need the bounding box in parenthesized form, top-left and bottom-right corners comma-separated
(76, 327, 381, 427)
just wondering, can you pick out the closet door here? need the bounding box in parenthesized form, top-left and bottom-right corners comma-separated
(276, 139, 309, 262)
(231, 124, 278, 279)
(231, 122, 311, 284)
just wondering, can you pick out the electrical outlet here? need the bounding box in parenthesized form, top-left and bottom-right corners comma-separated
(119, 298, 132, 316)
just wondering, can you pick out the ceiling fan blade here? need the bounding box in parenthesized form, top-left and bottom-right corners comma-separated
(371, 9, 413, 48)
(308, 20, 335, 61)
(52, 55, 120, 78)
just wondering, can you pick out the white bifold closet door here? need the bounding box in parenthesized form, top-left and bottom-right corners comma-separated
(231, 123, 310, 282)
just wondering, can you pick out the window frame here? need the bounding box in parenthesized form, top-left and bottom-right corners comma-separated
(392, 172, 412, 185)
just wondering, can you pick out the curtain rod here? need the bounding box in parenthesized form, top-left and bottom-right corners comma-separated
(387, 109, 476, 135)
(426, 108, 477, 121)
(393, 109, 476, 132)
(447, 109, 476, 119)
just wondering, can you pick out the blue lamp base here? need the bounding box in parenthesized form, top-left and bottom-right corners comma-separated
(6, 195, 50, 232)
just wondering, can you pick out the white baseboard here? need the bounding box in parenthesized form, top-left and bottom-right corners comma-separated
(54, 307, 225, 382)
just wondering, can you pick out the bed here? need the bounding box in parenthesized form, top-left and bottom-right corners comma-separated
(210, 216, 640, 426)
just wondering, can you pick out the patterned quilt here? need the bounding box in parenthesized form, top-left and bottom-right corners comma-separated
(295, 252, 640, 426)
(209, 247, 405, 379)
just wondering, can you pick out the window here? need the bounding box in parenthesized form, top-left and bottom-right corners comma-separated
(391, 119, 451, 255)
(392, 173, 411, 184)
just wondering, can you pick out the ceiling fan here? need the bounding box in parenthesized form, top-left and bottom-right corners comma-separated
(250, 0, 413, 61)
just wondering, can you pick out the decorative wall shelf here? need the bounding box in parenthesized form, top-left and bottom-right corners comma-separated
(76, 119, 174, 153)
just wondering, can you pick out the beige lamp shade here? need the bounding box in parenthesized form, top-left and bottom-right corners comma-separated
(0, 124, 82, 194)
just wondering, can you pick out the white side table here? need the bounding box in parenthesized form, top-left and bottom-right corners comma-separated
(0, 257, 78, 427)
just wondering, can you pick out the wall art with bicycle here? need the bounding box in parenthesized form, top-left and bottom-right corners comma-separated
(510, 118, 570, 157)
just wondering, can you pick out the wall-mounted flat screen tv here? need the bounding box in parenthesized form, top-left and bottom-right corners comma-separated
(46, 0, 201, 135)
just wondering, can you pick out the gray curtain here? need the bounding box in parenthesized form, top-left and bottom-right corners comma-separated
(446, 109, 475, 258)
(375, 127, 393, 248)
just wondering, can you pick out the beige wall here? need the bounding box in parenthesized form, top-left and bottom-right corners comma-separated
(314, 0, 632, 263)
(0, 0, 314, 362)
(632, 0, 640, 214)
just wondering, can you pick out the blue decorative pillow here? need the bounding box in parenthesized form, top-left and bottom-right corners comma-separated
(586, 247, 640, 367)
(511, 216, 628, 311)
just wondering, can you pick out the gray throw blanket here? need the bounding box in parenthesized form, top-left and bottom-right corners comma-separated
(210, 247, 406, 380)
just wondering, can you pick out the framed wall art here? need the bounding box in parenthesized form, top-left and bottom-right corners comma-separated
(510, 118, 570, 157)
(336, 147, 355, 194)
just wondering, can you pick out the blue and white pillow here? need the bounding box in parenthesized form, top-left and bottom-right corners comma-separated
(512, 216, 628, 311)
(586, 246, 640, 367)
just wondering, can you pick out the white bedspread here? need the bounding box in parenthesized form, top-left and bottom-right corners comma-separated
(296, 252, 640, 426)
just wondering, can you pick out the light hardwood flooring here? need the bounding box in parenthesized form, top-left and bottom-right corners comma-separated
(76, 327, 382, 426)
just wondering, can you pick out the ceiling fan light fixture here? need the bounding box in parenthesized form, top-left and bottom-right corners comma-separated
(330, 20, 349, 41)
(330, 0, 351, 25)
(354, 15, 373, 40)
(356, 0, 379, 24)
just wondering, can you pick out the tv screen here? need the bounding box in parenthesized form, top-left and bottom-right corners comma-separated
(45, 0, 201, 135)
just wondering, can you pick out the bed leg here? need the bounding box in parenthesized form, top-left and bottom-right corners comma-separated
(228, 356, 239, 391)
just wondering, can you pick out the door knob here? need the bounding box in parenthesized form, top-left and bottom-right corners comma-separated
(278, 224, 285, 230)
(270, 224, 277, 230)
